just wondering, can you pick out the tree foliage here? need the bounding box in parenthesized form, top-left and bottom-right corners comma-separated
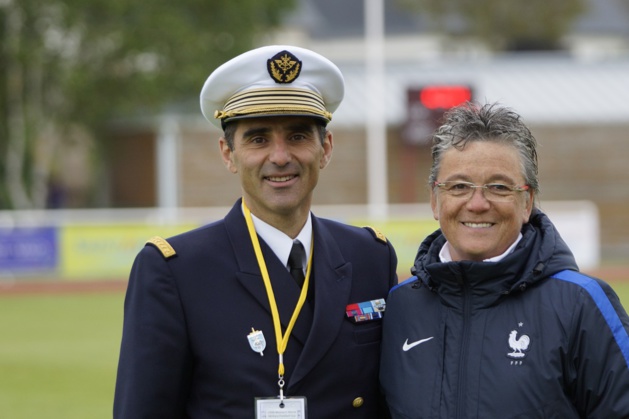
(397, 0, 586, 51)
(0, 0, 294, 209)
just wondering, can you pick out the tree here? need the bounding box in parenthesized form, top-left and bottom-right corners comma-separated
(397, 0, 586, 51)
(0, 0, 295, 209)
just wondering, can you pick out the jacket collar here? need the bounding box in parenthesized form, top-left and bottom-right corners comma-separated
(412, 208, 579, 309)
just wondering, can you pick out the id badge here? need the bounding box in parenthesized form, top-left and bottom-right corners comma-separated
(255, 396, 307, 418)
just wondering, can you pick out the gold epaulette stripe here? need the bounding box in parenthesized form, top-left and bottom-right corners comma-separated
(146, 236, 176, 259)
(364, 226, 387, 243)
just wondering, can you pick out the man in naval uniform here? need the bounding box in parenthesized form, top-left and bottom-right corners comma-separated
(113, 45, 398, 418)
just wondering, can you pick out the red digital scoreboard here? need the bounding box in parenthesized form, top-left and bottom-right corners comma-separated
(402, 85, 473, 146)
(418, 85, 472, 109)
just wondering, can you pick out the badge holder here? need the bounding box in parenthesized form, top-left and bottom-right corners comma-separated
(255, 395, 307, 418)
(255, 355, 307, 418)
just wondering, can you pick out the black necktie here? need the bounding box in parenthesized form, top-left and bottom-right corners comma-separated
(288, 241, 306, 287)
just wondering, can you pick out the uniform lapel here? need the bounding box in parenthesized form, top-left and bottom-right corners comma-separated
(226, 200, 313, 346)
(289, 216, 352, 389)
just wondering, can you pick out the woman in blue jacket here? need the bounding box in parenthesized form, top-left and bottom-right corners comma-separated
(380, 102, 629, 418)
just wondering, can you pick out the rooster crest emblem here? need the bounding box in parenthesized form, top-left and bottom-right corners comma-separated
(507, 330, 530, 359)
(267, 50, 302, 84)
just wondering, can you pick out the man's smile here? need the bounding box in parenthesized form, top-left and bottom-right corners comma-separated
(265, 175, 298, 183)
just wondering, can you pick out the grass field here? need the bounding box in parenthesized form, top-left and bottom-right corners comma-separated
(0, 293, 124, 419)
(1, 282, 628, 418)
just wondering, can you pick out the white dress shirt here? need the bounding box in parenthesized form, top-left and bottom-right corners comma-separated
(249, 212, 312, 274)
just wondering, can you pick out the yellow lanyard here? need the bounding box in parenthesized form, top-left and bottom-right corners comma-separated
(242, 200, 313, 377)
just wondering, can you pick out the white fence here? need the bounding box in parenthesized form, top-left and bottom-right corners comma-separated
(0, 201, 599, 280)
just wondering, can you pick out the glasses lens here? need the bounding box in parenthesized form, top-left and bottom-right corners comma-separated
(439, 182, 520, 202)
(441, 182, 474, 198)
(485, 184, 514, 201)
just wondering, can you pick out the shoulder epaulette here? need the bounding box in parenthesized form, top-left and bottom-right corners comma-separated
(146, 236, 176, 259)
(363, 226, 387, 244)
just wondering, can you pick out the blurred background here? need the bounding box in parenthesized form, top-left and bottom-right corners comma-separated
(1, 0, 628, 417)
(1, 0, 629, 282)
(2, 0, 629, 284)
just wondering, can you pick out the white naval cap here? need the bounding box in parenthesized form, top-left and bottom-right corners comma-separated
(200, 45, 345, 129)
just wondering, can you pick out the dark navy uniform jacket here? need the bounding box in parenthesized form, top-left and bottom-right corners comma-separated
(114, 199, 397, 418)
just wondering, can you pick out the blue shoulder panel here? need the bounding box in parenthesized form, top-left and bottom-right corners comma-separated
(389, 276, 418, 294)
(551, 269, 629, 369)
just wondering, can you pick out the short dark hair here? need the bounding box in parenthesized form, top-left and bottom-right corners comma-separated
(429, 102, 539, 199)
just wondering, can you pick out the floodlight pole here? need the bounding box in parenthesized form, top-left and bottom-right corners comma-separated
(365, 0, 388, 219)
(156, 115, 180, 222)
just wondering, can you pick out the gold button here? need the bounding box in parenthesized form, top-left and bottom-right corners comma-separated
(352, 397, 364, 408)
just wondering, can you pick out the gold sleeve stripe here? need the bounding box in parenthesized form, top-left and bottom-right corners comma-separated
(146, 236, 176, 259)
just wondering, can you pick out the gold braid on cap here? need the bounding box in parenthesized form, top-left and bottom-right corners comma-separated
(215, 107, 332, 121)
(214, 87, 332, 122)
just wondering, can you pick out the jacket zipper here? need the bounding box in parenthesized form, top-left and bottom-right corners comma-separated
(455, 269, 471, 419)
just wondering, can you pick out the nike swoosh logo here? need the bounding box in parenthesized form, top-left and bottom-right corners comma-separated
(402, 337, 434, 351)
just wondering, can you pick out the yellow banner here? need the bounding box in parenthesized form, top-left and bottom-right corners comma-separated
(350, 219, 439, 281)
(58, 219, 438, 281)
(59, 224, 196, 280)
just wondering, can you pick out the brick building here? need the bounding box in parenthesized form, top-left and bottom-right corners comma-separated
(107, 0, 629, 261)
(107, 57, 629, 261)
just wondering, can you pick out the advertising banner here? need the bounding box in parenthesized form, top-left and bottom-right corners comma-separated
(0, 227, 58, 273)
(59, 224, 196, 280)
(350, 218, 439, 277)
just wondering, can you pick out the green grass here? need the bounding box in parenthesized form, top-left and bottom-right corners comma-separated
(612, 281, 629, 311)
(0, 293, 124, 419)
(0, 282, 628, 419)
